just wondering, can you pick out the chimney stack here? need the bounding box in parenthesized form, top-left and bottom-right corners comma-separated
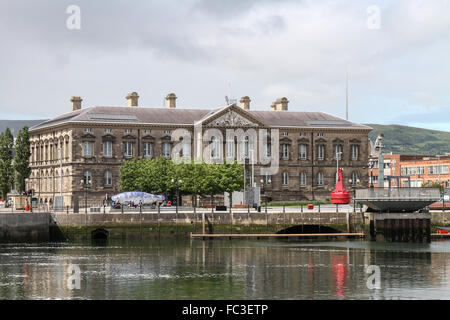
(272, 97, 289, 111)
(71, 96, 82, 111)
(126, 92, 139, 107)
(239, 96, 251, 110)
(166, 93, 177, 108)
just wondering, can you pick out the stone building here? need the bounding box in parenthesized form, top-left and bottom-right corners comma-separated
(27, 92, 372, 207)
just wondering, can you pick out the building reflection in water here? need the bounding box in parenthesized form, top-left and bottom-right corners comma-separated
(0, 240, 448, 299)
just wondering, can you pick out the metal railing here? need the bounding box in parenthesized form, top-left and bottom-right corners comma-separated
(355, 187, 441, 200)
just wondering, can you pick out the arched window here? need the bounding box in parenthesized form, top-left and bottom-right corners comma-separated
(317, 172, 324, 186)
(104, 171, 112, 186)
(351, 172, 358, 187)
(83, 171, 92, 185)
(299, 172, 306, 187)
(282, 172, 289, 185)
(211, 137, 220, 159)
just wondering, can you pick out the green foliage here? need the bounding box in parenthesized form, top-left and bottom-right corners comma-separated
(13, 126, 31, 193)
(119, 157, 244, 198)
(367, 124, 450, 155)
(422, 181, 444, 193)
(0, 127, 14, 199)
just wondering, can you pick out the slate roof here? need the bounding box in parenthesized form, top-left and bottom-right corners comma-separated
(30, 105, 371, 131)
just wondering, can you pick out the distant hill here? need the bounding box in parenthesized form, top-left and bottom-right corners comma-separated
(0, 120, 47, 137)
(366, 124, 450, 155)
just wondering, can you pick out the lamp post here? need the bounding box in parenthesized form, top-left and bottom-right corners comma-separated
(368, 160, 374, 188)
(349, 178, 360, 212)
(80, 176, 91, 214)
(171, 178, 183, 216)
(260, 178, 271, 213)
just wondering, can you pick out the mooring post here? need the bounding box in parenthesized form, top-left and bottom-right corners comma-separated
(230, 211, 233, 234)
(336, 204, 338, 213)
(139, 205, 142, 240)
(318, 203, 321, 213)
(346, 212, 351, 233)
(158, 204, 161, 237)
(301, 204, 303, 213)
(202, 212, 205, 235)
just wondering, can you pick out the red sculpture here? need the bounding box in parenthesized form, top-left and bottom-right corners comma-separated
(331, 168, 350, 204)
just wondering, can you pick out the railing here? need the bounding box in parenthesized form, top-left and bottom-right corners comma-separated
(355, 188, 441, 200)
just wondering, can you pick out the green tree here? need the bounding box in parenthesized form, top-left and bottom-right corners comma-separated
(0, 128, 14, 200)
(119, 158, 140, 192)
(13, 126, 31, 193)
(219, 160, 244, 207)
(422, 181, 444, 194)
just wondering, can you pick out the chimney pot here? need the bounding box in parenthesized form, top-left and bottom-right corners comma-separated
(272, 97, 289, 111)
(126, 92, 139, 107)
(71, 96, 82, 111)
(166, 93, 177, 108)
(239, 96, 251, 110)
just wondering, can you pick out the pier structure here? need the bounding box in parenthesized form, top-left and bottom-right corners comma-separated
(356, 187, 440, 243)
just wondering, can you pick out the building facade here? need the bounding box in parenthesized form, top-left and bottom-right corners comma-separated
(368, 154, 450, 188)
(27, 92, 371, 207)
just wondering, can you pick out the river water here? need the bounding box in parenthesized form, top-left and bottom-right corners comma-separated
(0, 239, 449, 300)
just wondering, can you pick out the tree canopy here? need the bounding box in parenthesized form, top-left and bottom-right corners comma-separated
(0, 127, 14, 199)
(119, 157, 244, 200)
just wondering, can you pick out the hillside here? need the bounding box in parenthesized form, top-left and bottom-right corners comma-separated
(366, 124, 450, 155)
(0, 120, 47, 137)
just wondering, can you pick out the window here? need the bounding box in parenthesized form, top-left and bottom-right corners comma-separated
(334, 145, 343, 160)
(83, 141, 93, 157)
(317, 144, 325, 160)
(105, 129, 112, 133)
(281, 144, 289, 160)
(300, 132, 307, 137)
(84, 128, 92, 133)
(125, 129, 132, 134)
(317, 133, 324, 137)
(243, 136, 250, 158)
(300, 172, 306, 187)
(211, 137, 220, 159)
(164, 130, 171, 134)
(299, 144, 307, 160)
(143, 142, 152, 158)
(351, 145, 359, 161)
(226, 139, 234, 158)
(263, 173, 271, 184)
(124, 142, 133, 158)
(317, 172, 324, 186)
(265, 143, 271, 157)
(83, 171, 92, 185)
(351, 172, 358, 187)
(163, 142, 171, 158)
(144, 129, 152, 134)
(282, 172, 289, 185)
(103, 141, 112, 158)
(104, 171, 112, 186)
(282, 132, 288, 136)
(428, 165, 449, 175)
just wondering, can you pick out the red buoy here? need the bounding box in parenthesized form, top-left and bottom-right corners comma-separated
(331, 168, 350, 204)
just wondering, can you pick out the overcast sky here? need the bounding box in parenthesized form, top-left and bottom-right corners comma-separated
(1, 0, 450, 131)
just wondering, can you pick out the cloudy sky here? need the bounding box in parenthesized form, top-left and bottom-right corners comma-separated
(1, 0, 450, 130)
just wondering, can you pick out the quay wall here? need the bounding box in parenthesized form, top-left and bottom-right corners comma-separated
(0, 213, 50, 243)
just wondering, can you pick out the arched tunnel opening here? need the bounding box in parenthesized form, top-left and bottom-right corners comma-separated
(91, 228, 109, 241)
(276, 225, 342, 234)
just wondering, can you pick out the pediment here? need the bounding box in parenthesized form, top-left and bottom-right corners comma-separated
(122, 134, 137, 140)
(102, 134, 116, 141)
(349, 138, 361, 143)
(81, 133, 96, 140)
(202, 105, 266, 128)
(142, 134, 155, 141)
(316, 138, 327, 143)
(297, 138, 310, 143)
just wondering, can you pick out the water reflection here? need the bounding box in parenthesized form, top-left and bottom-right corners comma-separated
(0, 239, 449, 300)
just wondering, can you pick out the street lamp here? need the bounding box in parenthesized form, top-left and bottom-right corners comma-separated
(349, 178, 360, 213)
(171, 178, 183, 216)
(368, 161, 374, 188)
(260, 178, 271, 213)
(80, 176, 91, 213)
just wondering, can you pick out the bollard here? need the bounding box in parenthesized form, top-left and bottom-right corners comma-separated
(121, 205, 124, 214)
(318, 203, 321, 213)
(301, 204, 303, 213)
(67, 206, 69, 214)
(202, 212, 205, 235)
(336, 204, 338, 213)
(283, 205, 285, 214)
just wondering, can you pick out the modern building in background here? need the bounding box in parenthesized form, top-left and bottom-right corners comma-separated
(27, 92, 371, 207)
(368, 154, 450, 188)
